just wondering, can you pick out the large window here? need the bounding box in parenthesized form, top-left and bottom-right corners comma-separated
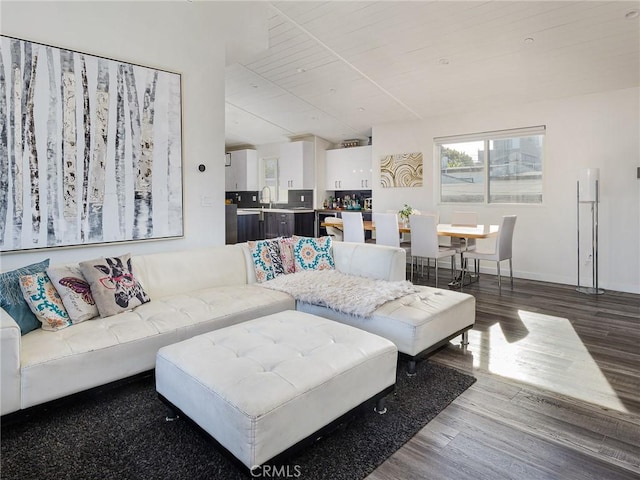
(260, 157, 279, 204)
(437, 126, 544, 204)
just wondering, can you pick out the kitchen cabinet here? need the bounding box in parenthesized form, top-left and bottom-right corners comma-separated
(264, 211, 314, 239)
(278, 141, 314, 194)
(237, 212, 260, 243)
(225, 149, 258, 191)
(225, 204, 238, 244)
(264, 212, 293, 239)
(325, 145, 372, 190)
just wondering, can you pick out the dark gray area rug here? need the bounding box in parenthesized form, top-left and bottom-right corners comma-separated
(1, 360, 475, 480)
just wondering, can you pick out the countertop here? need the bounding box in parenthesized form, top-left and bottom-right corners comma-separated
(316, 209, 372, 214)
(238, 208, 315, 214)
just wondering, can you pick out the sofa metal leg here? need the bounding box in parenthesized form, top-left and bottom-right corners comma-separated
(461, 331, 469, 346)
(407, 359, 417, 376)
(165, 405, 179, 422)
(374, 397, 387, 415)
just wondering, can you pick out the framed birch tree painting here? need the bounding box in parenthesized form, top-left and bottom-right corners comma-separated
(0, 36, 183, 252)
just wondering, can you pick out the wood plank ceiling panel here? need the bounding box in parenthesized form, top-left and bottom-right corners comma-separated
(225, 1, 640, 147)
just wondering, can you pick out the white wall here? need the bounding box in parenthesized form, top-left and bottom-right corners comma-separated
(1, 1, 262, 271)
(313, 136, 333, 209)
(372, 87, 640, 294)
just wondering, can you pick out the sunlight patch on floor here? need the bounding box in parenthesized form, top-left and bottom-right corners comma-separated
(469, 309, 628, 413)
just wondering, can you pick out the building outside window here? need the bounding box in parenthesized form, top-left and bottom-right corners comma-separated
(437, 126, 545, 204)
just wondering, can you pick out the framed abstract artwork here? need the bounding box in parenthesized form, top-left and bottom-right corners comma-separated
(0, 36, 183, 252)
(380, 152, 423, 188)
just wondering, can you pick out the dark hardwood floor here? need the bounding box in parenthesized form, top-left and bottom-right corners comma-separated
(368, 269, 640, 480)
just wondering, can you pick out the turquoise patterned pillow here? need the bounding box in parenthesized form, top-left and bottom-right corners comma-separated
(248, 240, 285, 283)
(0, 258, 50, 335)
(19, 272, 72, 331)
(293, 236, 335, 272)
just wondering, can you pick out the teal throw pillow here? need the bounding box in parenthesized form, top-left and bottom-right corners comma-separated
(0, 258, 51, 335)
(248, 240, 285, 283)
(293, 236, 335, 272)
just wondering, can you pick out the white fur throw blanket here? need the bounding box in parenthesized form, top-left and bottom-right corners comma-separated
(261, 270, 418, 317)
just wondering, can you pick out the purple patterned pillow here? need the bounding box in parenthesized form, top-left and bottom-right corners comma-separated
(47, 265, 98, 323)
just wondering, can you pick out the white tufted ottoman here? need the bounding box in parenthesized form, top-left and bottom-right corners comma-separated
(155, 310, 397, 470)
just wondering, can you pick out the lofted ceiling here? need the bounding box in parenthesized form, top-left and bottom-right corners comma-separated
(225, 1, 640, 148)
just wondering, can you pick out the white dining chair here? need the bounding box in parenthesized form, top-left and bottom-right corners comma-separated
(373, 212, 400, 248)
(408, 214, 457, 287)
(449, 211, 478, 252)
(341, 211, 365, 243)
(462, 215, 517, 292)
(451, 211, 478, 227)
(324, 216, 343, 241)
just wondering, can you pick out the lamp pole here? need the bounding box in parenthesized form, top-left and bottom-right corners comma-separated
(577, 174, 604, 295)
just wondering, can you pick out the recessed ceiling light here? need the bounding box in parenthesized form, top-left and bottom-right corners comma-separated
(250, 83, 258, 89)
(358, 107, 366, 112)
(438, 58, 449, 65)
(296, 68, 306, 73)
(524, 37, 535, 44)
(329, 88, 336, 94)
(625, 10, 639, 19)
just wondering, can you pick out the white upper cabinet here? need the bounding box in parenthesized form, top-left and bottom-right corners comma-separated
(325, 145, 372, 190)
(225, 149, 258, 191)
(278, 141, 315, 190)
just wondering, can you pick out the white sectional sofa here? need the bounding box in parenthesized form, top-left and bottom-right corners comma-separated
(1, 241, 474, 417)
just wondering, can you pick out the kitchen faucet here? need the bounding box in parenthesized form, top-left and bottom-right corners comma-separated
(260, 186, 273, 209)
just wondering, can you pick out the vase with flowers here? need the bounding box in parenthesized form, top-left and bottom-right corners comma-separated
(398, 204, 419, 226)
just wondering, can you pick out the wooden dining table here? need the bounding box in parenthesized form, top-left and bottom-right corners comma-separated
(324, 219, 500, 240)
(321, 219, 499, 289)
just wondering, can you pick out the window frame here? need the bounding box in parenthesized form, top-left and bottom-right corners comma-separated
(435, 125, 546, 206)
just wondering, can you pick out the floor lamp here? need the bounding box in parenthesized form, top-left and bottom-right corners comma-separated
(576, 168, 605, 295)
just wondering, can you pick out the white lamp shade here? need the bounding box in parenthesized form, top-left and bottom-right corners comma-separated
(579, 168, 600, 203)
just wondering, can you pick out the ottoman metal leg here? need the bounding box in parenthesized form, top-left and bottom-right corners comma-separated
(165, 405, 179, 422)
(374, 397, 387, 415)
(407, 359, 417, 376)
(159, 394, 180, 422)
(461, 330, 469, 346)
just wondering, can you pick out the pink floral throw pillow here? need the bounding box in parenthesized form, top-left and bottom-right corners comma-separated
(277, 237, 296, 274)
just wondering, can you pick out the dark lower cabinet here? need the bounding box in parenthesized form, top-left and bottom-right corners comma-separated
(264, 212, 292, 238)
(225, 204, 238, 244)
(264, 212, 314, 239)
(294, 212, 315, 237)
(237, 214, 259, 243)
